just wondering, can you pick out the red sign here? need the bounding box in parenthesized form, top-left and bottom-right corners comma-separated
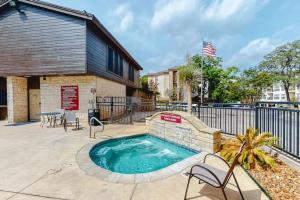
(160, 113, 182, 123)
(61, 86, 79, 110)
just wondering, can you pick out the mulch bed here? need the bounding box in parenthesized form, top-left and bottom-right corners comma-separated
(249, 159, 300, 200)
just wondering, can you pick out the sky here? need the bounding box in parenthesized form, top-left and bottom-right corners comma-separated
(47, 0, 300, 74)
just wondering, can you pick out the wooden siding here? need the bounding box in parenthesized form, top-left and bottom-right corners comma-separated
(86, 26, 139, 88)
(86, 28, 107, 72)
(0, 4, 86, 76)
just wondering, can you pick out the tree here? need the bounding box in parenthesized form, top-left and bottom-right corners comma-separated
(240, 68, 274, 103)
(165, 88, 177, 102)
(139, 75, 149, 92)
(178, 65, 201, 114)
(211, 66, 241, 103)
(148, 79, 160, 101)
(259, 40, 300, 101)
(190, 55, 223, 102)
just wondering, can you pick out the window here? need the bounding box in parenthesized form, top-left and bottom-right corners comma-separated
(297, 93, 300, 100)
(114, 51, 119, 74)
(267, 94, 273, 100)
(107, 47, 123, 77)
(108, 47, 114, 72)
(128, 65, 134, 82)
(281, 94, 286, 100)
(274, 94, 280, 100)
(273, 85, 280, 92)
(119, 57, 123, 76)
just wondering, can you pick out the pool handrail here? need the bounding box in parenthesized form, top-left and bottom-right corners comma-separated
(89, 117, 104, 138)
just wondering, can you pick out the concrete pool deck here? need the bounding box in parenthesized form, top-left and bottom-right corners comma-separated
(0, 121, 269, 200)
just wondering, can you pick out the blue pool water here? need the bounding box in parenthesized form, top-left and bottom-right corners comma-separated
(89, 134, 197, 174)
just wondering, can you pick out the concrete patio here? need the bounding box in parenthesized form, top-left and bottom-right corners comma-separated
(0, 121, 269, 200)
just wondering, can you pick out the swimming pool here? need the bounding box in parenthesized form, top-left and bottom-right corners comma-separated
(89, 134, 197, 174)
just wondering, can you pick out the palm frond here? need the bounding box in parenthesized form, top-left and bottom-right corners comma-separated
(220, 127, 278, 169)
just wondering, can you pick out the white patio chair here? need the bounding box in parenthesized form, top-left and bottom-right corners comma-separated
(63, 111, 80, 132)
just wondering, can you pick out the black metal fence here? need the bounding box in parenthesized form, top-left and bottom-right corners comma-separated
(95, 97, 300, 159)
(96, 96, 156, 124)
(157, 102, 300, 159)
(255, 102, 300, 159)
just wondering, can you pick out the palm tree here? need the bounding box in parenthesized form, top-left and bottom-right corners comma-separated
(179, 65, 201, 114)
(220, 127, 277, 169)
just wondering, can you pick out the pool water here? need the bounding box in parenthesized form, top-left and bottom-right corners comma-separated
(89, 134, 197, 174)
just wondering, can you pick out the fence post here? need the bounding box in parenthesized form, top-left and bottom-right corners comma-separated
(198, 102, 200, 119)
(255, 102, 259, 131)
(110, 97, 113, 123)
(129, 103, 133, 124)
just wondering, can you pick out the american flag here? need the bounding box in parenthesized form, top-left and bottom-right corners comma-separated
(202, 41, 216, 57)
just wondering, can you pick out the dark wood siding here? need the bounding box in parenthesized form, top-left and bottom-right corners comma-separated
(86, 28, 107, 72)
(0, 4, 86, 76)
(86, 26, 139, 88)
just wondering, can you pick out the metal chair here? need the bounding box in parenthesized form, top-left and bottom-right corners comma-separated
(54, 109, 65, 126)
(63, 111, 80, 132)
(184, 143, 246, 200)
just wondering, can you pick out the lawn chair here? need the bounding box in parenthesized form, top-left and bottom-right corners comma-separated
(184, 143, 246, 200)
(63, 111, 80, 132)
(54, 109, 65, 126)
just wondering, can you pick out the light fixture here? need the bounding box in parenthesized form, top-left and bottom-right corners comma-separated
(9, 0, 20, 12)
(9, 0, 16, 6)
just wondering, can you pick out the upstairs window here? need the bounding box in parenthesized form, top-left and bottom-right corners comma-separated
(114, 51, 119, 75)
(119, 57, 123, 76)
(108, 47, 114, 72)
(107, 46, 123, 77)
(128, 65, 134, 82)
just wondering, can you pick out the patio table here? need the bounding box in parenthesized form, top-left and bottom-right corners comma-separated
(39, 112, 61, 128)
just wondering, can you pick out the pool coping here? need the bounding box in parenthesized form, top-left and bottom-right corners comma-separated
(76, 133, 207, 184)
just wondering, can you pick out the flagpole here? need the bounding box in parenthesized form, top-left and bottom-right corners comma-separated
(201, 40, 204, 105)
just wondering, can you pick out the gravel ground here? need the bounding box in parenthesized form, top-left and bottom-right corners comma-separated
(249, 159, 300, 200)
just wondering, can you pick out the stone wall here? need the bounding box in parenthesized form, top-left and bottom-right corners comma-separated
(7, 76, 28, 123)
(146, 111, 221, 153)
(40, 76, 97, 122)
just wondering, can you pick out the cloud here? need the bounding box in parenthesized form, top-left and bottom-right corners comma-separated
(150, 0, 269, 38)
(113, 4, 134, 32)
(145, 52, 184, 70)
(226, 38, 277, 68)
(150, 0, 198, 30)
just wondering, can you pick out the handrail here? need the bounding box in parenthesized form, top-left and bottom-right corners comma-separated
(89, 117, 104, 139)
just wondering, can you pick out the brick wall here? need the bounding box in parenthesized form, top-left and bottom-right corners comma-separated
(40, 76, 126, 123)
(7, 76, 28, 123)
(40, 76, 97, 122)
(96, 77, 126, 97)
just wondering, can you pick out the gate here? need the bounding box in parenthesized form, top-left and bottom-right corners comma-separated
(96, 96, 157, 124)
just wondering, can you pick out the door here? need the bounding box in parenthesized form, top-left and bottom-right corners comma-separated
(29, 89, 41, 121)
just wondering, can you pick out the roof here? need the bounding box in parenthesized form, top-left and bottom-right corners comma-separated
(147, 70, 169, 76)
(0, 0, 143, 70)
(147, 66, 180, 76)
